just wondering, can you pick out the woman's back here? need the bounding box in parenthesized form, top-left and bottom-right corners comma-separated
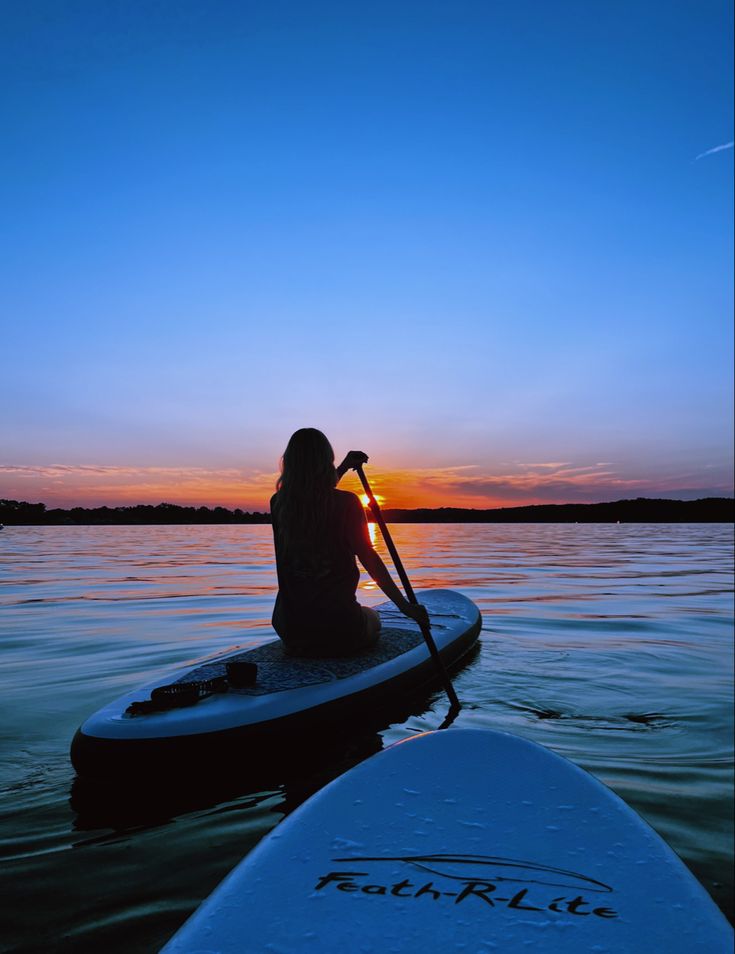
(271, 488, 369, 651)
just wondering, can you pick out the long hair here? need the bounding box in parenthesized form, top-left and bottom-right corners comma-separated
(273, 428, 337, 558)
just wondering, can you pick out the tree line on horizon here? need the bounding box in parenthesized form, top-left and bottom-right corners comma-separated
(0, 497, 732, 525)
(0, 500, 271, 525)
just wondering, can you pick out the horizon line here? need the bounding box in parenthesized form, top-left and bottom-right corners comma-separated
(2, 494, 732, 513)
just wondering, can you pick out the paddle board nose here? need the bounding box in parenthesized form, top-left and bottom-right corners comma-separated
(160, 728, 733, 953)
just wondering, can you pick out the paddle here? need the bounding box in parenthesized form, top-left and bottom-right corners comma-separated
(355, 465, 461, 716)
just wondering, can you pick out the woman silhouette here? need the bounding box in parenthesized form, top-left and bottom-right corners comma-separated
(270, 428, 429, 657)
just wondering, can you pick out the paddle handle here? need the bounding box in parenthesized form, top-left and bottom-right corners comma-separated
(355, 466, 461, 713)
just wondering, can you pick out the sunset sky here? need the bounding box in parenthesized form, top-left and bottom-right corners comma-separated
(2, 2, 733, 510)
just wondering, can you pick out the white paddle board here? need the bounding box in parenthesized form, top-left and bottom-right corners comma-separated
(71, 590, 480, 777)
(161, 727, 732, 953)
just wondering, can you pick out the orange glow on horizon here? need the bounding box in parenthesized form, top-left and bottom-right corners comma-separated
(0, 461, 712, 511)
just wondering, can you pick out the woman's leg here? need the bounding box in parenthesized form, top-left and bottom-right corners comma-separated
(272, 594, 287, 639)
(359, 606, 381, 648)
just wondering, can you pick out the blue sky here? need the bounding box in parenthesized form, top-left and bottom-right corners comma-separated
(1, 1, 732, 508)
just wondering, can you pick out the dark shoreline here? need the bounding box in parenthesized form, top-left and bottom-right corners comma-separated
(1, 496, 732, 525)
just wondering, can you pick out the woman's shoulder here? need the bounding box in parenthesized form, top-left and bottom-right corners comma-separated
(332, 489, 366, 524)
(331, 488, 362, 515)
(333, 488, 361, 507)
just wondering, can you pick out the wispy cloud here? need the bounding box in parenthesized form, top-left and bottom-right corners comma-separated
(694, 141, 734, 161)
(340, 462, 733, 509)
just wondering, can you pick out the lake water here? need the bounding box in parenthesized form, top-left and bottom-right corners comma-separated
(1, 523, 732, 951)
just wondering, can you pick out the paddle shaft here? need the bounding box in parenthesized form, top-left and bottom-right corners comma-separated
(355, 466, 460, 712)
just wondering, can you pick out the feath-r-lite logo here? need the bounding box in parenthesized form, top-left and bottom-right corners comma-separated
(314, 853, 618, 919)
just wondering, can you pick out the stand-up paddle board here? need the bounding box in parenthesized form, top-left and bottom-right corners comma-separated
(71, 590, 480, 777)
(161, 727, 732, 953)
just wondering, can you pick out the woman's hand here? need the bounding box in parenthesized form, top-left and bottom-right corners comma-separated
(336, 451, 369, 481)
(341, 450, 369, 471)
(400, 601, 430, 629)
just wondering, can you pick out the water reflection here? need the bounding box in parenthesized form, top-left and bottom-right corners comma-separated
(70, 729, 385, 840)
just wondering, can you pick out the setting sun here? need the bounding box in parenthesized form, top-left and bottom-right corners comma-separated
(360, 493, 385, 508)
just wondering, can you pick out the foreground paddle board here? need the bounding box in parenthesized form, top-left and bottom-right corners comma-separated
(71, 590, 480, 777)
(161, 728, 732, 953)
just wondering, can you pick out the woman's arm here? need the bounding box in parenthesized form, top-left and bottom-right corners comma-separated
(355, 539, 429, 627)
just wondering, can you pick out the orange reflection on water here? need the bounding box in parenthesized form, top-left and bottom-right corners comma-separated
(359, 521, 379, 590)
(361, 521, 379, 591)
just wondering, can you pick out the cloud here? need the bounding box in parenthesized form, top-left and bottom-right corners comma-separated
(0, 464, 279, 510)
(694, 141, 734, 161)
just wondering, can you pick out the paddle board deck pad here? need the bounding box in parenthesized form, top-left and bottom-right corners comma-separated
(161, 727, 732, 953)
(71, 590, 480, 777)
